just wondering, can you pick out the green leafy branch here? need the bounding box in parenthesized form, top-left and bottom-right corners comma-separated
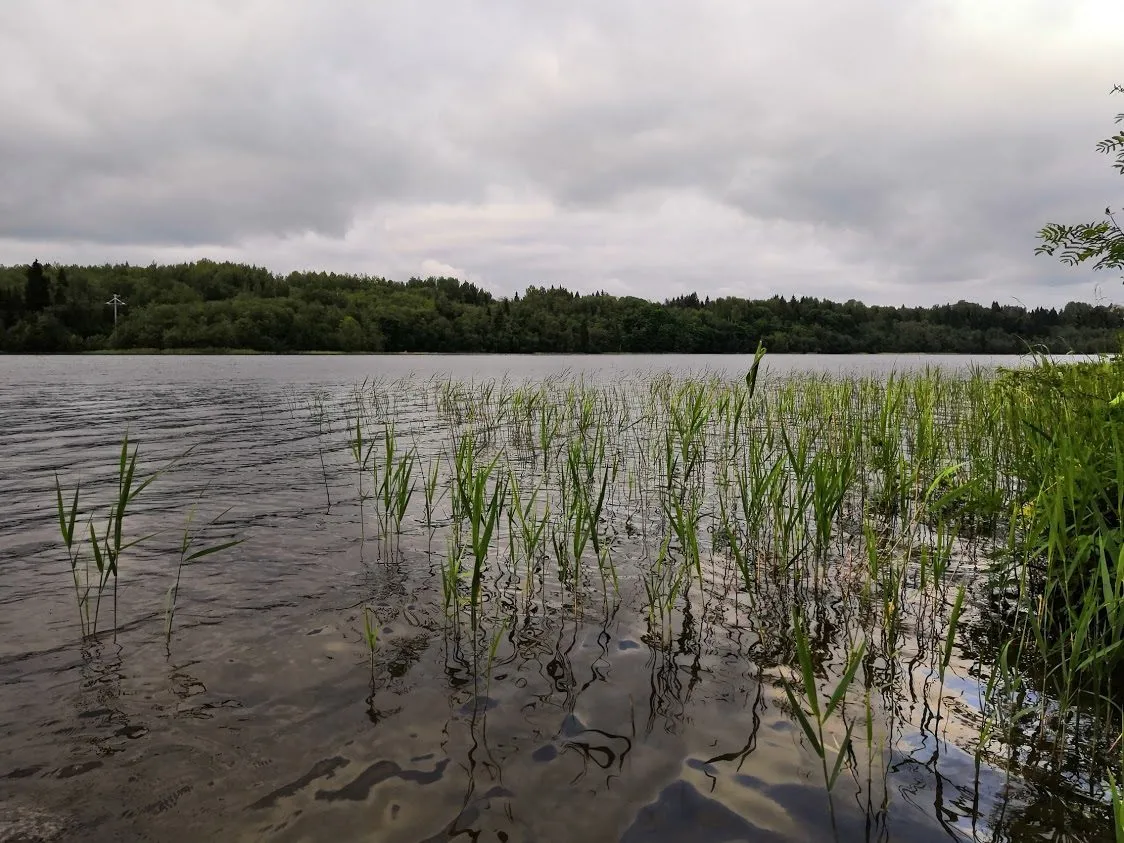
(1036, 85, 1124, 275)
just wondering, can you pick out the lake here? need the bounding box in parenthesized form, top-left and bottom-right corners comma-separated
(0, 353, 1112, 842)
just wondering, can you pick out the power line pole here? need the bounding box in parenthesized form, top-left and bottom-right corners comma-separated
(106, 294, 126, 329)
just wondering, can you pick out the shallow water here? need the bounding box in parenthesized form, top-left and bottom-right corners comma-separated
(0, 354, 1113, 842)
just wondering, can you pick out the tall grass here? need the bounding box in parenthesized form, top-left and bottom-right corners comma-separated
(997, 355, 1124, 713)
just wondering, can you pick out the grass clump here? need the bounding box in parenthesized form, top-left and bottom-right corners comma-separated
(54, 432, 163, 638)
(54, 432, 240, 641)
(999, 354, 1124, 697)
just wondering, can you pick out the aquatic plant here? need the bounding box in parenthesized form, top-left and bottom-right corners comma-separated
(362, 605, 379, 655)
(300, 355, 1124, 832)
(423, 455, 444, 534)
(782, 608, 866, 794)
(347, 406, 375, 541)
(54, 473, 85, 634)
(54, 432, 241, 642)
(306, 391, 334, 511)
(55, 432, 164, 637)
(450, 433, 507, 627)
(374, 423, 418, 540)
(508, 473, 550, 608)
(996, 353, 1124, 717)
(165, 502, 242, 647)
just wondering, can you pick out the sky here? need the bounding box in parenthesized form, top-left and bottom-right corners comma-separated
(0, 1, 1121, 308)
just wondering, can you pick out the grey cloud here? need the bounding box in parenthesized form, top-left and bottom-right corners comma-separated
(0, 2, 492, 243)
(0, 0, 1120, 306)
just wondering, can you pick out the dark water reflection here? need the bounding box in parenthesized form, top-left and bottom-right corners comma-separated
(0, 354, 1111, 842)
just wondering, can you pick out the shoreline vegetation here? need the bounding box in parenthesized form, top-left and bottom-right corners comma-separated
(3, 259, 1121, 355)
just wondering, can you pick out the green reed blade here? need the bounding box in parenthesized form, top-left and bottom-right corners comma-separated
(827, 725, 854, 791)
(941, 585, 966, 674)
(54, 475, 80, 551)
(782, 678, 823, 757)
(792, 612, 821, 720)
(825, 641, 866, 720)
(89, 522, 104, 574)
(120, 532, 158, 553)
(185, 539, 244, 563)
(363, 607, 379, 652)
(118, 434, 129, 493)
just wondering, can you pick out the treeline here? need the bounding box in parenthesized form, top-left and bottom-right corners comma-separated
(1, 259, 1120, 354)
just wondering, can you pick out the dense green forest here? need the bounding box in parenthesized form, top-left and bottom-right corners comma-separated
(1, 259, 1120, 354)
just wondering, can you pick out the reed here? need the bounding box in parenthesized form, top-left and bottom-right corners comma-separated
(307, 391, 334, 511)
(509, 473, 550, 608)
(54, 473, 85, 635)
(53, 432, 234, 641)
(375, 424, 417, 540)
(165, 502, 242, 647)
(422, 456, 444, 534)
(451, 433, 508, 628)
(64, 433, 164, 637)
(994, 354, 1124, 718)
(362, 605, 379, 654)
(1112, 728, 1124, 843)
(251, 352, 1124, 821)
(782, 608, 866, 794)
(347, 408, 375, 541)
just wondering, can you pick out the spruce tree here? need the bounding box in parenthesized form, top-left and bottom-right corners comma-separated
(24, 260, 49, 311)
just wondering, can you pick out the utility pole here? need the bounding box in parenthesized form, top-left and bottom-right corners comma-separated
(106, 294, 126, 329)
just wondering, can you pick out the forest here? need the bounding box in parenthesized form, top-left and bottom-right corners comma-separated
(1, 259, 1120, 354)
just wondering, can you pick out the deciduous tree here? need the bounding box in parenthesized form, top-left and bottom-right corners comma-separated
(1037, 85, 1124, 277)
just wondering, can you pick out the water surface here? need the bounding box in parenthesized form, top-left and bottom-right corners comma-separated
(0, 354, 1110, 842)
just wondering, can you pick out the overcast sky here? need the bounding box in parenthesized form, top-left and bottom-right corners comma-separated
(1, 1, 1121, 307)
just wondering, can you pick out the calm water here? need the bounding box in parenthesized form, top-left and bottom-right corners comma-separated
(0, 354, 1109, 842)
(0, 352, 1048, 390)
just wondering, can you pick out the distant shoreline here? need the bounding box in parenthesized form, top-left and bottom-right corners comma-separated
(1, 348, 1085, 357)
(4, 261, 1120, 355)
